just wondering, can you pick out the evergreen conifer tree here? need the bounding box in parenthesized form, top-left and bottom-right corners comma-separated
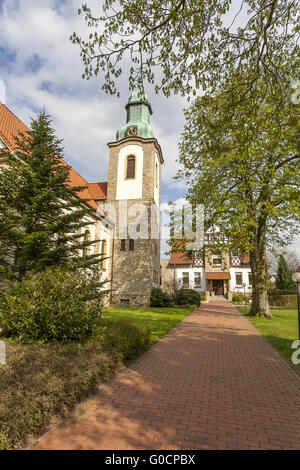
(275, 255, 296, 290)
(0, 111, 102, 281)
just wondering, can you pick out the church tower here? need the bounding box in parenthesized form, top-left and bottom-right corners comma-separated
(107, 91, 163, 306)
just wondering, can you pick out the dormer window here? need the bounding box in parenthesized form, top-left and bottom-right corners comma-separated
(126, 155, 135, 179)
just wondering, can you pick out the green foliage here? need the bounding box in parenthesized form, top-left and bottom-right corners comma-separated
(100, 318, 151, 360)
(275, 255, 296, 290)
(71, 1, 298, 101)
(175, 288, 200, 307)
(150, 288, 172, 307)
(0, 111, 101, 282)
(232, 294, 244, 303)
(200, 295, 206, 301)
(0, 265, 107, 343)
(268, 294, 298, 309)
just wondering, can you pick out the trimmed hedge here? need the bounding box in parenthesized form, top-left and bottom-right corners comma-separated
(150, 288, 172, 307)
(268, 289, 296, 296)
(175, 288, 201, 307)
(268, 294, 297, 309)
(232, 294, 251, 304)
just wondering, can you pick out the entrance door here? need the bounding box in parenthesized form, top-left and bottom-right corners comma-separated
(212, 280, 224, 295)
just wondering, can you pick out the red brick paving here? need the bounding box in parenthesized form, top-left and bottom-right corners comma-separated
(31, 301, 300, 450)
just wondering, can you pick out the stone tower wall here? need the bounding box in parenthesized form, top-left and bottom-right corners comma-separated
(107, 137, 162, 307)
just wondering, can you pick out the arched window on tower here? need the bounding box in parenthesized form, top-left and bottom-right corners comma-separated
(126, 155, 136, 179)
(155, 162, 159, 188)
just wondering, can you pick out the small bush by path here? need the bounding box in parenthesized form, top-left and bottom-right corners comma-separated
(100, 318, 151, 360)
(240, 307, 300, 373)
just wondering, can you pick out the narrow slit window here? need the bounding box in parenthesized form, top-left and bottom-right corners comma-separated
(129, 239, 134, 251)
(126, 155, 135, 179)
(120, 239, 126, 251)
(83, 230, 91, 258)
(101, 240, 107, 269)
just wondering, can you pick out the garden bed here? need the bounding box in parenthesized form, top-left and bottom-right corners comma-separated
(0, 306, 192, 449)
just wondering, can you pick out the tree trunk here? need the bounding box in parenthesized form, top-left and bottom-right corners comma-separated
(249, 240, 272, 318)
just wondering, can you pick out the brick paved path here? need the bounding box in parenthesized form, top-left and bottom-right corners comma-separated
(32, 301, 300, 450)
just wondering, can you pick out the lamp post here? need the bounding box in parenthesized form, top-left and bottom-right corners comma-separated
(242, 282, 246, 308)
(292, 271, 300, 340)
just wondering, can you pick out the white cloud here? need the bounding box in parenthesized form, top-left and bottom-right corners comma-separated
(0, 0, 186, 185)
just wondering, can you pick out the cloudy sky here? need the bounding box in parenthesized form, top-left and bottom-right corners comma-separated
(0, 0, 299, 257)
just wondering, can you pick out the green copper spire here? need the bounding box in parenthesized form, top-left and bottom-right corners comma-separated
(116, 91, 155, 141)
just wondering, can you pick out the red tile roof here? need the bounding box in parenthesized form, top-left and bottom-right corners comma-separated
(169, 251, 193, 264)
(0, 103, 107, 216)
(87, 182, 108, 200)
(0, 103, 29, 150)
(169, 239, 193, 264)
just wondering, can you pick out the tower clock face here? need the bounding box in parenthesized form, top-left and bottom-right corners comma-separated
(125, 126, 138, 137)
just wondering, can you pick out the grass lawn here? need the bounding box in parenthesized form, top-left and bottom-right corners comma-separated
(103, 306, 193, 345)
(239, 307, 300, 373)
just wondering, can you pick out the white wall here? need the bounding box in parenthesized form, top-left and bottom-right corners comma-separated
(175, 266, 206, 291)
(116, 144, 143, 200)
(173, 265, 252, 294)
(230, 267, 252, 293)
(81, 214, 113, 286)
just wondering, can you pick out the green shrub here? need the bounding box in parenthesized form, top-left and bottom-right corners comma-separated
(200, 295, 206, 301)
(232, 294, 245, 303)
(0, 265, 107, 343)
(150, 288, 171, 307)
(100, 318, 151, 360)
(175, 289, 201, 307)
(268, 294, 297, 309)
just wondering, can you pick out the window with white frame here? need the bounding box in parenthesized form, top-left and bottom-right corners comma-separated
(248, 272, 252, 286)
(194, 272, 201, 286)
(235, 272, 243, 286)
(182, 272, 189, 286)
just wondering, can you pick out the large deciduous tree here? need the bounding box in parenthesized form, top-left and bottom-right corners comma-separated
(0, 112, 101, 282)
(176, 72, 300, 317)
